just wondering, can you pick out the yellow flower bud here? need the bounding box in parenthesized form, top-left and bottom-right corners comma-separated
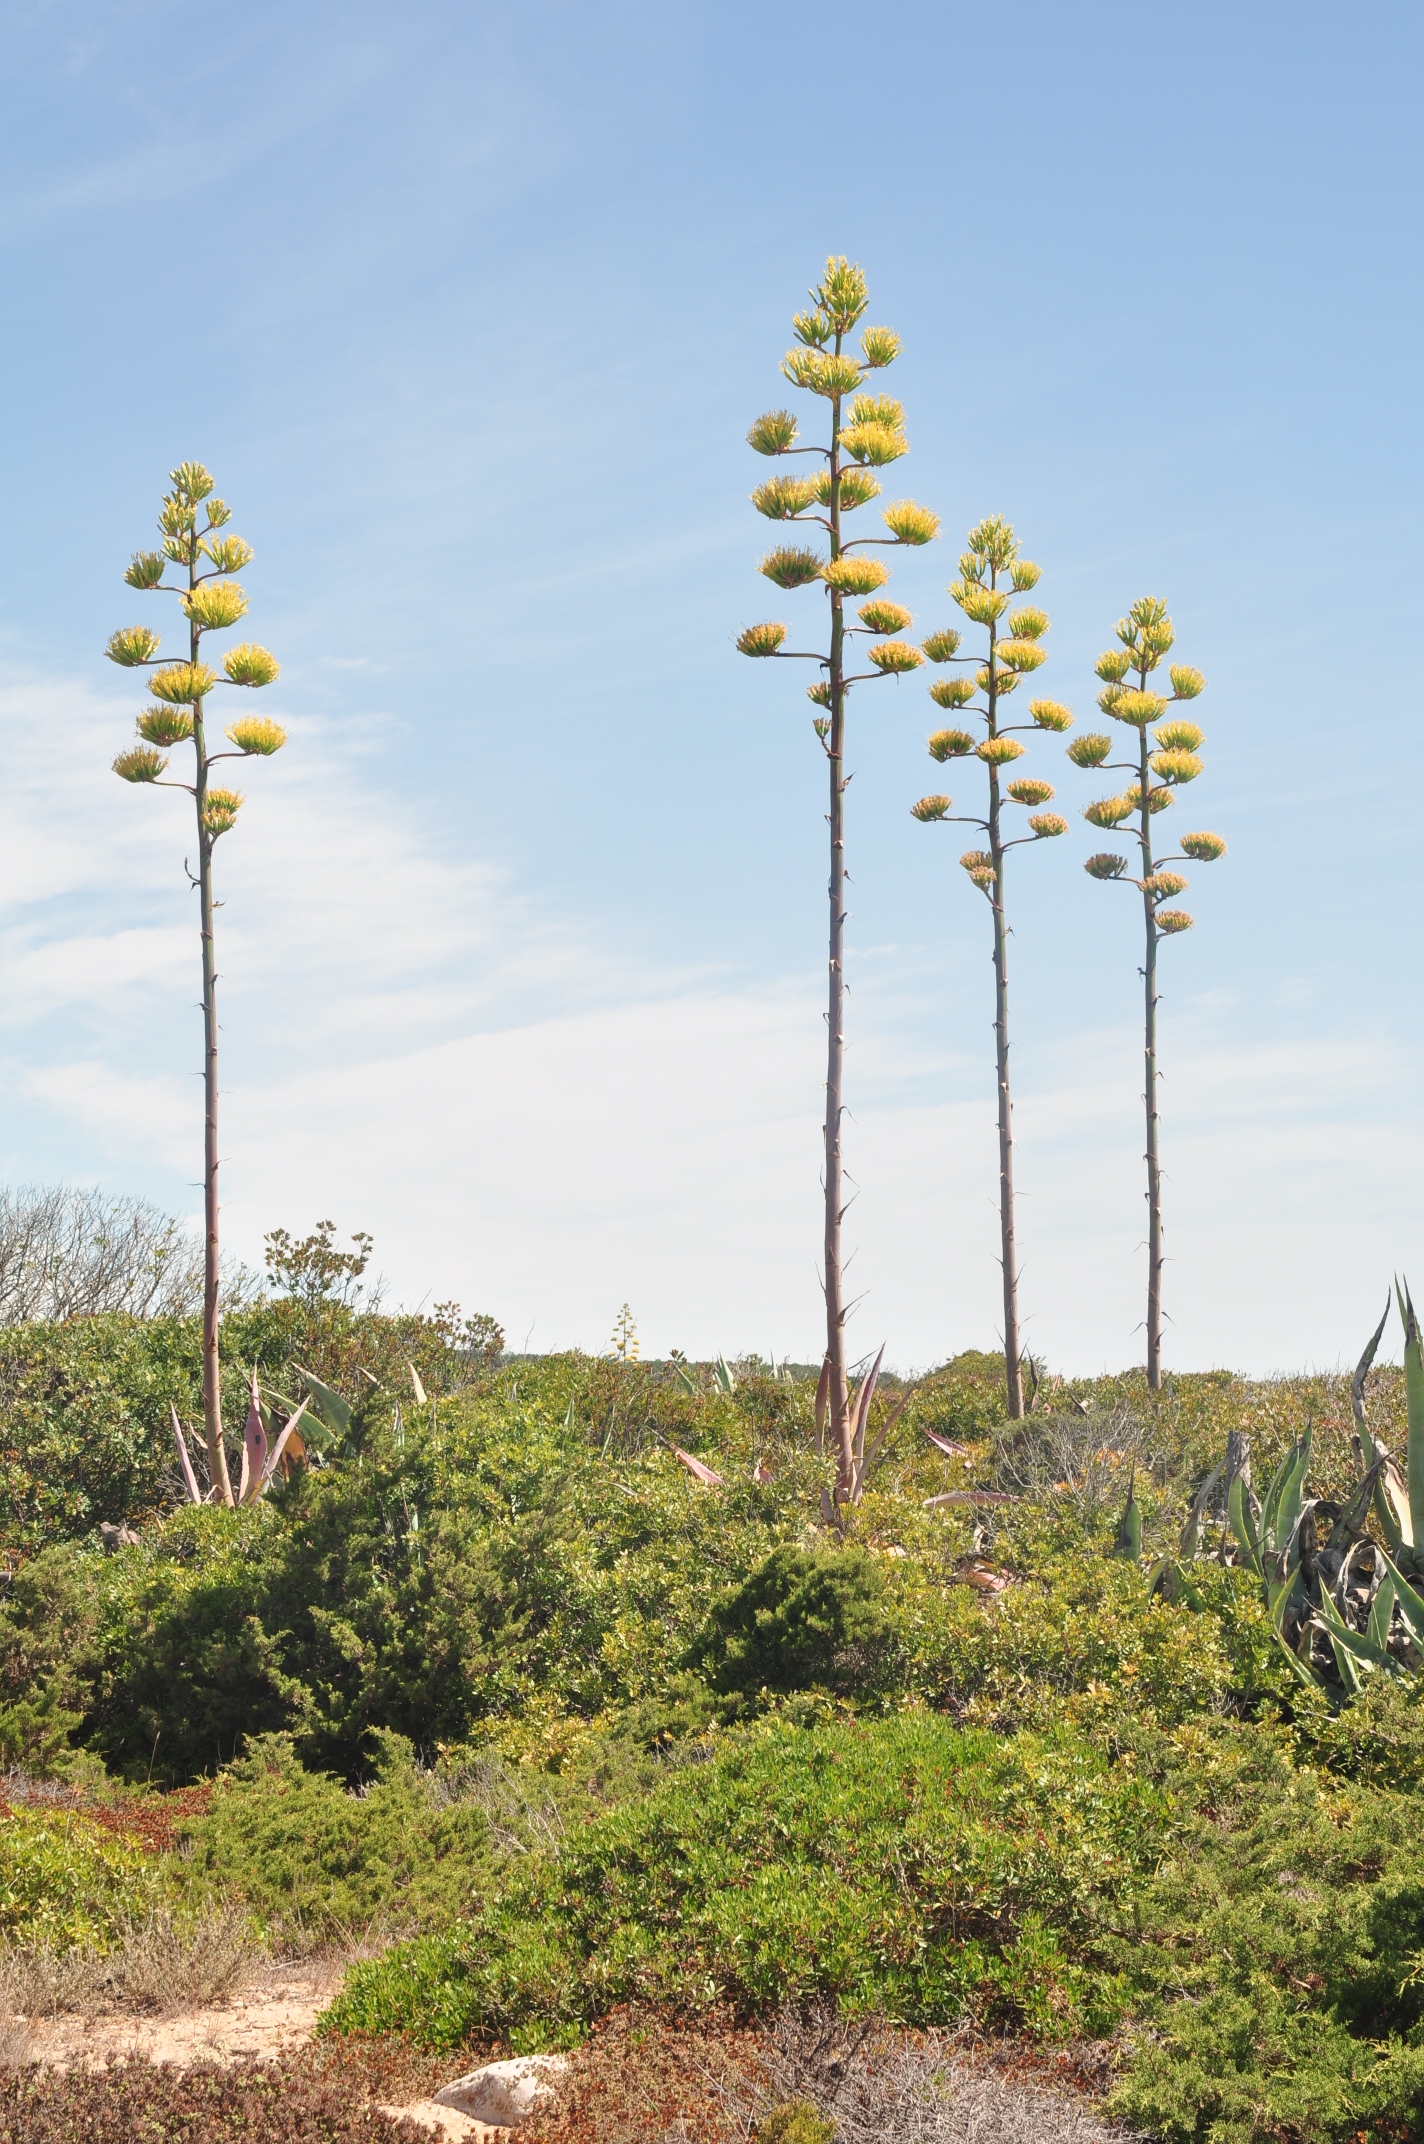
(1067, 734, 1113, 768)
(1112, 689, 1167, 727)
(226, 716, 286, 756)
(1007, 607, 1048, 640)
(1030, 699, 1073, 733)
(860, 326, 902, 368)
(1009, 560, 1041, 592)
(737, 622, 787, 657)
(1028, 812, 1068, 838)
(930, 677, 977, 710)
(1156, 909, 1194, 934)
(203, 535, 254, 573)
(760, 546, 825, 589)
(867, 640, 924, 674)
(1170, 664, 1206, 699)
(807, 681, 831, 707)
(850, 394, 904, 430)
(814, 258, 870, 332)
(106, 625, 161, 668)
(783, 348, 862, 397)
(1095, 649, 1131, 684)
(882, 501, 939, 546)
(137, 706, 193, 747)
(1180, 831, 1226, 861)
(792, 309, 832, 349)
(752, 475, 819, 520)
(150, 661, 217, 703)
(929, 728, 975, 761)
(858, 600, 912, 634)
(1153, 720, 1204, 752)
(181, 579, 249, 632)
(953, 583, 1010, 626)
(1007, 778, 1054, 806)
(996, 638, 1048, 674)
(223, 644, 280, 687)
(201, 786, 244, 838)
(1143, 871, 1188, 900)
(978, 736, 1025, 766)
(960, 849, 994, 876)
(1123, 782, 1174, 815)
(1085, 852, 1128, 880)
(980, 666, 1019, 697)
(838, 422, 906, 467)
(821, 556, 889, 595)
(124, 552, 167, 591)
(1150, 749, 1203, 784)
(816, 468, 881, 511)
(1085, 795, 1134, 828)
(911, 794, 951, 821)
(168, 460, 215, 502)
(113, 745, 166, 783)
(964, 516, 1017, 569)
(921, 629, 962, 663)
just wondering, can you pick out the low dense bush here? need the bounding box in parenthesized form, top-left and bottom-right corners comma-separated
(0, 1804, 164, 1949)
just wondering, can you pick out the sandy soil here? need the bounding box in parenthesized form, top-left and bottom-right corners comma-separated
(15, 1961, 497, 2141)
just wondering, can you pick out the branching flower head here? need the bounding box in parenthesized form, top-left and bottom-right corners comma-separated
(226, 716, 287, 757)
(182, 580, 249, 632)
(783, 348, 862, 398)
(124, 552, 166, 590)
(223, 644, 280, 688)
(839, 422, 906, 467)
(761, 546, 826, 589)
(1006, 778, 1054, 806)
(860, 326, 902, 368)
(867, 640, 924, 674)
(1154, 719, 1204, 752)
(1150, 749, 1203, 784)
(929, 676, 977, 710)
(911, 794, 951, 821)
(921, 629, 962, 663)
(1169, 664, 1206, 699)
(1095, 649, 1131, 685)
(113, 745, 166, 784)
(1067, 732, 1114, 768)
(996, 637, 1048, 674)
(858, 600, 912, 634)
(821, 556, 889, 596)
(882, 501, 939, 547)
(806, 680, 831, 707)
(753, 475, 819, 520)
(964, 515, 1018, 571)
(737, 621, 787, 657)
(953, 583, 1010, 626)
(1030, 699, 1074, 732)
(1085, 852, 1129, 880)
(1009, 560, 1041, 592)
(792, 309, 832, 348)
(150, 661, 217, 703)
(849, 394, 903, 430)
(812, 256, 870, 333)
(1156, 909, 1194, 934)
(747, 409, 799, 455)
(960, 850, 995, 889)
(978, 736, 1025, 766)
(1085, 794, 1135, 828)
(137, 706, 193, 746)
(1028, 812, 1068, 838)
(817, 468, 880, 511)
(929, 728, 975, 761)
(107, 625, 161, 668)
(1142, 871, 1188, 901)
(204, 535, 254, 573)
(1180, 830, 1227, 861)
(1007, 607, 1048, 641)
(168, 460, 215, 503)
(1111, 688, 1168, 727)
(201, 787, 243, 838)
(1123, 781, 1174, 815)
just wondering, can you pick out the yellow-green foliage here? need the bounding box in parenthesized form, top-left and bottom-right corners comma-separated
(0, 1807, 163, 1950)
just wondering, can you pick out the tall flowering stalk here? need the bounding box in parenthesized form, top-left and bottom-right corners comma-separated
(106, 462, 284, 1504)
(737, 258, 939, 1503)
(1067, 595, 1225, 1389)
(910, 517, 1071, 1418)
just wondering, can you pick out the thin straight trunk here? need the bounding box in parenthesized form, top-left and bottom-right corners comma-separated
(191, 568, 232, 1504)
(1138, 717, 1162, 1390)
(985, 584, 1024, 1419)
(824, 343, 852, 1496)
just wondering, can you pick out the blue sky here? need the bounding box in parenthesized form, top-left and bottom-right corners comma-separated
(0, 0, 1419, 1373)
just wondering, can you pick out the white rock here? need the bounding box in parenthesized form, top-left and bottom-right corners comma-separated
(432, 2055, 570, 2127)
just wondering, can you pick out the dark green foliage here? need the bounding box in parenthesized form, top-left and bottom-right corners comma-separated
(693, 1546, 893, 1697)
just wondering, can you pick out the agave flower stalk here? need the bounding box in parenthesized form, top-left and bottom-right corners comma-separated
(737, 257, 939, 1503)
(1068, 596, 1224, 1390)
(106, 462, 284, 1504)
(910, 517, 1071, 1419)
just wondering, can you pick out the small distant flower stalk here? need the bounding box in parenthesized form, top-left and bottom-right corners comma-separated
(1069, 597, 1225, 1389)
(911, 518, 1071, 1419)
(106, 464, 285, 1502)
(737, 259, 939, 1502)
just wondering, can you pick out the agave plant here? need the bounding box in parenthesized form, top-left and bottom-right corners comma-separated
(737, 258, 939, 1505)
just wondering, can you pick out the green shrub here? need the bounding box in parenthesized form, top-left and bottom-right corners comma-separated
(693, 1546, 893, 1698)
(0, 1807, 163, 1949)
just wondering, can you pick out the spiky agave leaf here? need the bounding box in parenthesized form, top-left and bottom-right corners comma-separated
(137, 706, 194, 747)
(978, 736, 1025, 765)
(921, 629, 962, 663)
(760, 546, 826, 589)
(815, 467, 881, 511)
(124, 552, 167, 590)
(820, 556, 889, 595)
(929, 676, 977, 711)
(783, 348, 862, 397)
(1006, 777, 1054, 806)
(737, 621, 787, 657)
(752, 474, 819, 520)
(882, 501, 939, 546)
(1085, 852, 1128, 880)
(1397, 1278, 1424, 1551)
(1155, 909, 1194, 933)
(860, 325, 902, 368)
(747, 409, 799, 455)
(1154, 719, 1204, 752)
(114, 745, 166, 783)
(1029, 699, 1073, 732)
(928, 728, 975, 761)
(838, 421, 906, 466)
(857, 599, 912, 634)
(1180, 831, 1227, 860)
(226, 715, 286, 755)
(181, 579, 249, 631)
(106, 625, 161, 667)
(1170, 663, 1206, 699)
(867, 639, 924, 674)
(1114, 1468, 1142, 1560)
(201, 786, 243, 837)
(150, 661, 217, 702)
(911, 794, 951, 821)
(1028, 812, 1068, 838)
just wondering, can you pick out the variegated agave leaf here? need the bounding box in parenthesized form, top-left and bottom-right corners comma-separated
(1227, 1472, 1262, 1575)
(1352, 1295, 1391, 1470)
(240, 1371, 268, 1504)
(714, 1354, 737, 1395)
(850, 1345, 886, 1476)
(292, 1363, 353, 1441)
(169, 1402, 202, 1506)
(1397, 1277, 1424, 1547)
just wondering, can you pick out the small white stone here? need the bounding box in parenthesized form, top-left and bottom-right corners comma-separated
(432, 2055, 569, 2127)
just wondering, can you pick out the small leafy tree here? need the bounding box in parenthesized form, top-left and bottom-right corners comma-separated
(106, 462, 284, 1503)
(910, 516, 1071, 1418)
(737, 258, 939, 1502)
(1067, 595, 1224, 1389)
